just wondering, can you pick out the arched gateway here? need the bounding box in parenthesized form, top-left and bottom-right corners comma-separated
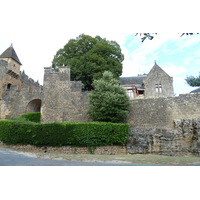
(26, 99, 42, 113)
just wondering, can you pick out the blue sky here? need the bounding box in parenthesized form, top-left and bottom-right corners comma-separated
(0, 0, 199, 95)
(121, 33, 200, 95)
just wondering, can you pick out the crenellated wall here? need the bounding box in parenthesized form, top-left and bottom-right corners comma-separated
(0, 84, 42, 119)
(41, 67, 89, 123)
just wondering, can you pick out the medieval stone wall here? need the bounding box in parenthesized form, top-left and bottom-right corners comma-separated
(128, 93, 200, 129)
(0, 84, 42, 119)
(41, 67, 89, 123)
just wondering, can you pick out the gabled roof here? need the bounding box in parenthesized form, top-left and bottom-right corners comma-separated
(120, 76, 146, 85)
(120, 76, 146, 88)
(190, 87, 200, 93)
(0, 45, 22, 65)
(147, 62, 170, 78)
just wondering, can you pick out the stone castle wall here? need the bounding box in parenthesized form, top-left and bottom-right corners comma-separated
(41, 67, 89, 123)
(128, 93, 200, 129)
(1, 63, 200, 155)
(0, 58, 43, 119)
(0, 84, 42, 119)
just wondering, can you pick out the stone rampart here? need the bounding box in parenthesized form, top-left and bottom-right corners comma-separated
(0, 80, 42, 119)
(128, 93, 200, 128)
(41, 67, 89, 123)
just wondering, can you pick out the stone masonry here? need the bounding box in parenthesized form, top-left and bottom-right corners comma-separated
(127, 118, 200, 155)
(41, 67, 89, 123)
(128, 93, 200, 129)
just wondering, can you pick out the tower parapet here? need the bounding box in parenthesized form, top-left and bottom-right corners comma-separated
(41, 66, 88, 123)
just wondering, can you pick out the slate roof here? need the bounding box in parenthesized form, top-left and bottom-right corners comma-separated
(0, 45, 22, 65)
(190, 87, 200, 93)
(120, 76, 146, 86)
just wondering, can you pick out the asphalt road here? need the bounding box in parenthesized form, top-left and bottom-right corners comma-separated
(0, 147, 140, 166)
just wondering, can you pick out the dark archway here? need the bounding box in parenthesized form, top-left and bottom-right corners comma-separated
(26, 99, 42, 113)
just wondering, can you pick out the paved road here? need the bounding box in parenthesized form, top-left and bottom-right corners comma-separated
(0, 147, 142, 166)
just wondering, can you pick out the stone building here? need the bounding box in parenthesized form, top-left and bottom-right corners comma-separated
(120, 62, 174, 99)
(0, 45, 42, 119)
(0, 45, 22, 97)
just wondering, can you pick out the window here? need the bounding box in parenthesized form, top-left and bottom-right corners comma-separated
(7, 83, 11, 90)
(155, 84, 162, 93)
(138, 90, 144, 95)
(127, 89, 134, 98)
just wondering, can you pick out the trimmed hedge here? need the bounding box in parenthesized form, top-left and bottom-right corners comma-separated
(0, 120, 130, 147)
(17, 112, 41, 123)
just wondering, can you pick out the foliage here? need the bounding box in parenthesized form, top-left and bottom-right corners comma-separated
(185, 74, 200, 87)
(135, 33, 199, 42)
(17, 112, 41, 123)
(52, 34, 124, 90)
(0, 120, 130, 147)
(88, 71, 131, 123)
(135, 33, 157, 42)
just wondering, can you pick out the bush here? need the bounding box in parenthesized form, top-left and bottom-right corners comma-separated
(0, 120, 130, 147)
(17, 112, 41, 123)
(88, 71, 131, 123)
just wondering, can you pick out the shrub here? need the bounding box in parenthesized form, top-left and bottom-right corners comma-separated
(17, 112, 41, 123)
(88, 71, 131, 123)
(0, 120, 130, 147)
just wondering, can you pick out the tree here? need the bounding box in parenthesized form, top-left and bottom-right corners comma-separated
(88, 71, 131, 123)
(52, 34, 124, 91)
(185, 74, 200, 86)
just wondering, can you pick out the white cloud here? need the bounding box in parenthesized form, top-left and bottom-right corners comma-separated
(161, 63, 187, 77)
(173, 77, 197, 95)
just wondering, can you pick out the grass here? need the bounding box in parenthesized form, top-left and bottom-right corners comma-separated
(32, 153, 200, 165)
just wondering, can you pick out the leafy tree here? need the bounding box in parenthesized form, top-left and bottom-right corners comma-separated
(88, 71, 131, 123)
(52, 34, 124, 91)
(185, 74, 200, 86)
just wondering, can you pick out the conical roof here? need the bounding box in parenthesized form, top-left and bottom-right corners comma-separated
(0, 45, 22, 65)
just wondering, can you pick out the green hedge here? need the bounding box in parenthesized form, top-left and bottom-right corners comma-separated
(0, 120, 130, 147)
(17, 112, 41, 123)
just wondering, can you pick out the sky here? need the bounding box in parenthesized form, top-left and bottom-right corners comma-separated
(0, 0, 200, 95)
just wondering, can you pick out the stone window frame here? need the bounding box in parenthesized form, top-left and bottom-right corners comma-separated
(155, 84, 162, 93)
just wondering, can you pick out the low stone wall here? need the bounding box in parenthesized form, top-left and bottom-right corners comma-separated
(0, 143, 127, 155)
(127, 118, 200, 155)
